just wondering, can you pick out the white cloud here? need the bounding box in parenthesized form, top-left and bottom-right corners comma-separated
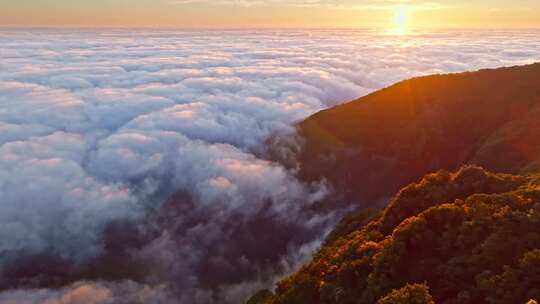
(0, 29, 539, 303)
(0, 281, 174, 304)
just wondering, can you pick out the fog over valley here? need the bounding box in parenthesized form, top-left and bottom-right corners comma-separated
(0, 29, 539, 304)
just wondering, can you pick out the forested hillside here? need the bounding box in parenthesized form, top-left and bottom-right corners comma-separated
(250, 166, 540, 304)
(250, 63, 540, 304)
(298, 63, 540, 205)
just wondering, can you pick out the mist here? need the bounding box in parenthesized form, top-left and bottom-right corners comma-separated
(0, 29, 539, 303)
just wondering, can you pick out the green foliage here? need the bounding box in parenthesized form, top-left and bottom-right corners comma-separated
(376, 283, 435, 304)
(476, 249, 540, 304)
(378, 165, 526, 235)
(256, 167, 540, 304)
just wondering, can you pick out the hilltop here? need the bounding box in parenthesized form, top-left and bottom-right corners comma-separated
(298, 63, 540, 205)
(250, 63, 540, 304)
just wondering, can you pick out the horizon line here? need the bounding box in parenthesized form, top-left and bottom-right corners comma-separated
(2, 25, 540, 31)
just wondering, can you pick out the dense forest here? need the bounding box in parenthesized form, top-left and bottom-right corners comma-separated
(249, 166, 540, 303)
(251, 64, 540, 303)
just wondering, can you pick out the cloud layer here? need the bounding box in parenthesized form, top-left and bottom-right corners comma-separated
(0, 29, 539, 303)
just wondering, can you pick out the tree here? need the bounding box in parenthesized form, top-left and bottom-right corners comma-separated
(377, 283, 435, 304)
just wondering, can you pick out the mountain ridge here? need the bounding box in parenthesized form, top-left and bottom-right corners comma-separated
(249, 63, 540, 304)
(297, 62, 540, 205)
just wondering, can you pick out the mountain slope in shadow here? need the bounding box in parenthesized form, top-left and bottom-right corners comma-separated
(298, 63, 540, 206)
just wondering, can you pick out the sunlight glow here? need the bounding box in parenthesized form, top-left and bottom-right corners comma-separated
(392, 6, 410, 35)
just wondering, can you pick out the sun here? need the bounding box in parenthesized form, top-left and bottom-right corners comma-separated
(392, 6, 410, 34)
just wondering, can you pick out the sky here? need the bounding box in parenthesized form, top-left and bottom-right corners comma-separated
(1, 0, 539, 29)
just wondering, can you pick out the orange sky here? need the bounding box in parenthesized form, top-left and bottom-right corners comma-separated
(1, 0, 539, 29)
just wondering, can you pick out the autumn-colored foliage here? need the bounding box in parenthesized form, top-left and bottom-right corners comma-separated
(377, 283, 435, 304)
(248, 166, 540, 304)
